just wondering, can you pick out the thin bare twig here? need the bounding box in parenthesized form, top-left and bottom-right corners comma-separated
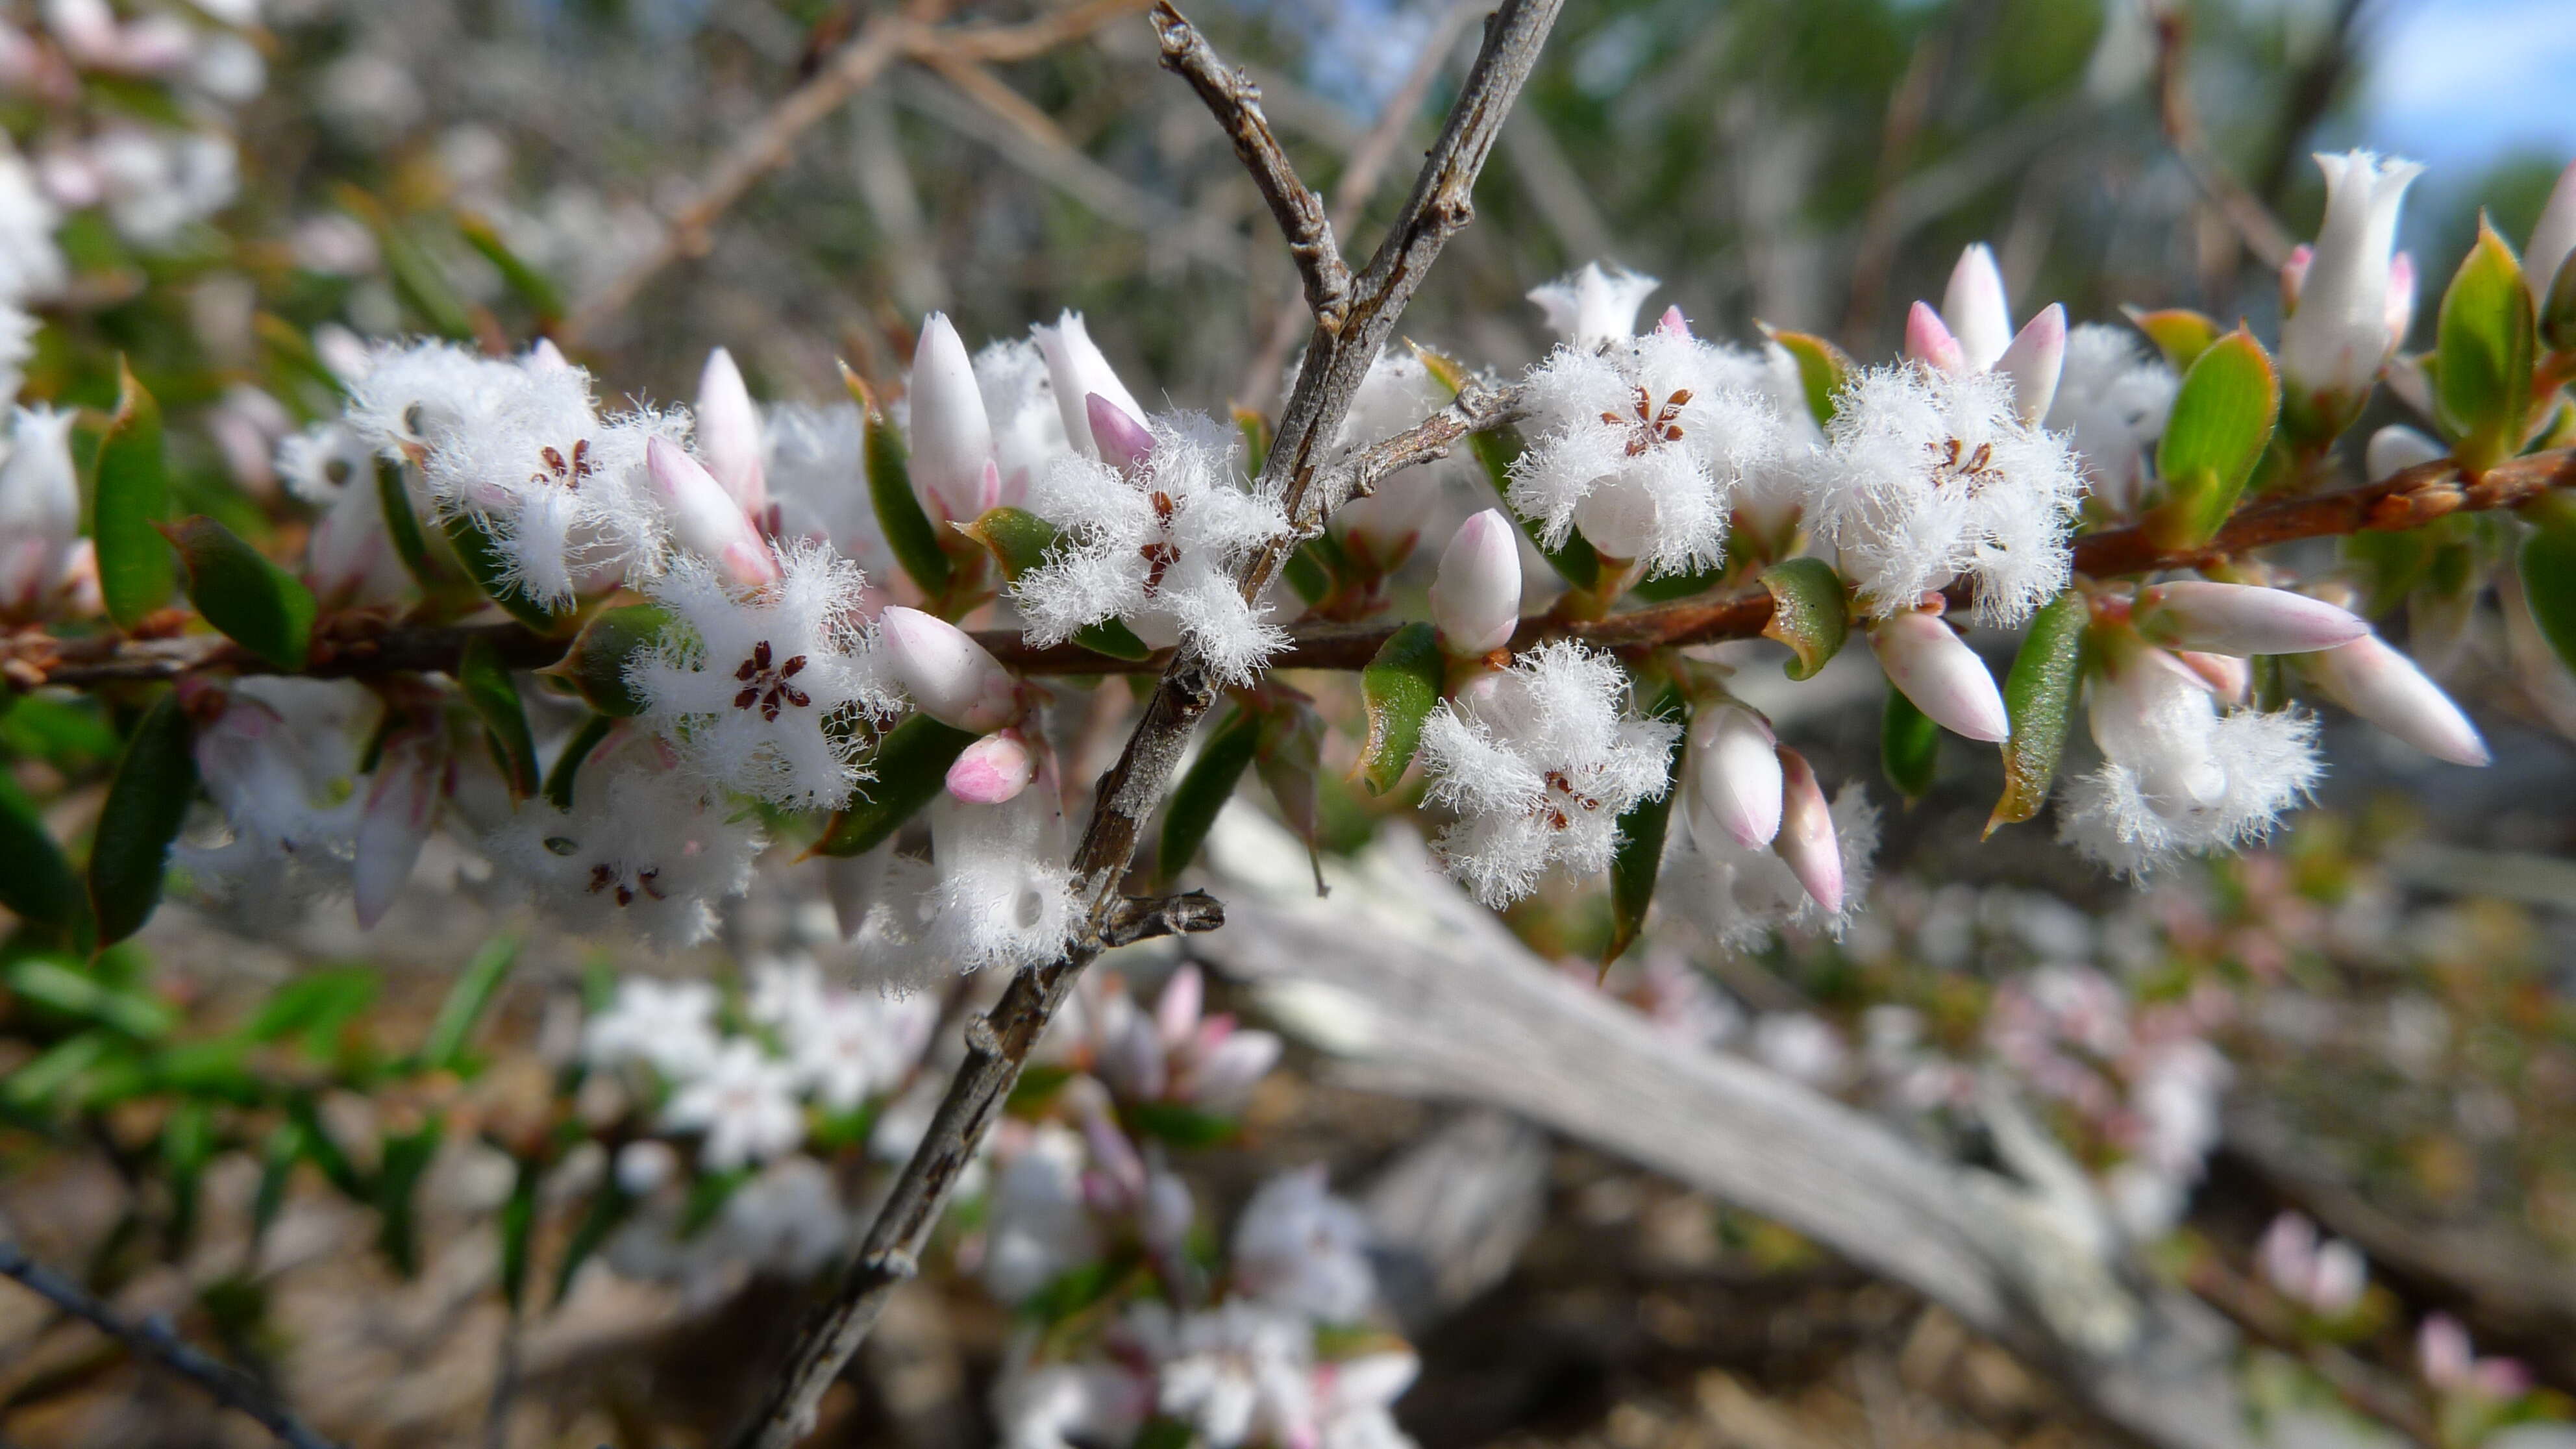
(718, 5, 1565, 1444)
(2151, 3, 2296, 270)
(0, 1239, 346, 1449)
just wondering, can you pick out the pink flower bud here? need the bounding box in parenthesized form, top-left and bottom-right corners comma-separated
(1686, 702, 1781, 848)
(945, 726, 1036, 804)
(1870, 612, 2009, 743)
(1190, 1029, 1280, 1109)
(909, 314, 997, 525)
(2132, 580, 2370, 656)
(646, 436, 777, 588)
(1903, 301, 1966, 375)
(2300, 632, 2490, 766)
(1034, 310, 1145, 461)
(2365, 424, 2444, 482)
(1429, 508, 1521, 658)
(1655, 304, 1690, 338)
(2527, 160, 2576, 310)
(1940, 242, 2012, 371)
(1994, 303, 2066, 424)
(1156, 963, 1204, 1044)
(1085, 393, 1156, 476)
(877, 604, 1019, 733)
(695, 345, 767, 517)
(2280, 243, 2314, 316)
(2257, 1212, 2318, 1294)
(2309, 1239, 2366, 1318)
(1774, 747, 1843, 913)
(353, 730, 444, 930)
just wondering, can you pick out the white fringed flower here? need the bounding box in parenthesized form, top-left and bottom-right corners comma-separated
(1417, 641, 1679, 907)
(1015, 408, 1291, 686)
(2044, 324, 2176, 517)
(584, 977, 723, 1082)
(478, 733, 765, 948)
(857, 785, 1076, 982)
(1814, 363, 2084, 625)
(663, 1040, 805, 1171)
(2059, 646, 2322, 876)
(345, 339, 676, 606)
(1527, 261, 1661, 348)
(632, 539, 891, 811)
(1230, 1167, 1374, 1324)
(762, 399, 902, 582)
(1508, 330, 1783, 575)
(1662, 784, 1878, 948)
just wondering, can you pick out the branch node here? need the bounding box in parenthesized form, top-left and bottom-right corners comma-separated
(1102, 890, 1228, 947)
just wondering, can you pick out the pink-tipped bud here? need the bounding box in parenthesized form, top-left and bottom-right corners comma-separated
(646, 435, 777, 588)
(2280, 243, 2314, 316)
(1655, 304, 1690, 338)
(2133, 580, 2370, 656)
(2420, 1314, 2474, 1390)
(2386, 251, 2417, 352)
(1994, 303, 2066, 424)
(909, 314, 997, 526)
(2301, 632, 2489, 766)
(2175, 650, 2251, 706)
(1086, 393, 1156, 476)
(946, 726, 1037, 804)
(1774, 747, 1842, 913)
(1870, 612, 2009, 743)
(1034, 310, 1146, 461)
(2365, 424, 2444, 482)
(1429, 508, 1522, 658)
(1941, 242, 2012, 371)
(1156, 963, 1204, 1043)
(695, 345, 767, 517)
(878, 604, 1019, 733)
(1903, 301, 1967, 375)
(1686, 702, 1782, 848)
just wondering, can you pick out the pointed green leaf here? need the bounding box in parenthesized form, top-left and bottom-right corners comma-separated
(544, 604, 669, 717)
(456, 211, 565, 322)
(419, 935, 518, 1074)
(2122, 306, 2223, 371)
(458, 636, 540, 800)
(811, 714, 980, 857)
(1763, 327, 1852, 427)
(1988, 589, 2088, 832)
(497, 1150, 542, 1313)
(338, 187, 477, 341)
(0, 775, 87, 937)
(94, 358, 174, 630)
(1605, 682, 1686, 967)
(679, 1167, 751, 1237)
(2433, 215, 2537, 475)
(2146, 329, 2281, 551)
(288, 1095, 367, 1200)
(851, 367, 953, 597)
(251, 1121, 304, 1249)
(165, 516, 316, 670)
(542, 713, 615, 811)
(1759, 557, 1849, 680)
(87, 690, 196, 947)
(2518, 509, 2576, 678)
(2543, 249, 2576, 354)
(1129, 1101, 1239, 1148)
(374, 458, 452, 594)
(161, 1100, 213, 1249)
(443, 513, 569, 632)
(4, 956, 175, 1038)
(1881, 686, 1940, 801)
(240, 967, 377, 1047)
(375, 1115, 444, 1276)
(1159, 704, 1263, 882)
(1356, 622, 1444, 796)
(1283, 539, 1334, 606)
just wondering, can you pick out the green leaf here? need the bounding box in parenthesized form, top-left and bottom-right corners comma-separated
(374, 458, 451, 595)
(1762, 327, 1852, 427)
(1759, 558, 1849, 680)
(88, 690, 197, 948)
(2543, 249, 2576, 354)
(1129, 1101, 1239, 1149)
(2121, 306, 2224, 371)
(0, 775, 87, 938)
(4, 956, 175, 1038)
(1988, 589, 2088, 833)
(161, 1100, 213, 1249)
(2343, 528, 2438, 617)
(251, 1121, 304, 1249)
(1159, 704, 1263, 882)
(852, 367, 953, 597)
(164, 516, 316, 670)
(94, 358, 174, 630)
(3, 1032, 110, 1111)
(1283, 539, 1333, 606)
(2518, 510, 2576, 678)
(337, 187, 477, 341)
(240, 967, 377, 1051)
(458, 636, 541, 800)
(2147, 328, 2281, 551)
(543, 604, 669, 717)
(960, 508, 1151, 659)
(811, 715, 980, 857)
(1881, 687, 1940, 801)
(456, 211, 565, 322)
(551, 1185, 635, 1306)
(497, 1151, 542, 1314)
(1356, 623, 1443, 796)
(1008, 1063, 1079, 1115)
(375, 1115, 445, 1275)
(443, 513, 568, 632)
(679, 1167, 750, 1237)
(2433, 215, 2537, 475)
(1604, 682, 1686, 967)
(542, 713, 615, 811)
(419, 935, 518, 1074)
(288, 1095, 367, 1200)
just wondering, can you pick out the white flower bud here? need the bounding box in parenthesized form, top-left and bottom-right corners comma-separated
(1774, 747, 1844, 913)
(878, 604, 1019, 733)
(1685, 702, 1781, 848)
(1903, 300, 1966, 374)
(1429, 508, 1521, 657)
(1526, 260, 1660, 347)
(1994, 303, 2067, 424)
(2279, 151, 2422, 403)
(2298, 631, 2490, 766)
(1941, 242, 2012, 372)
(695, 345, 767, 517)
(946, 726, 1036, 805)
(525, 337, 573, 373)
(2090, 648, 2229, 813)
(1032, 310, 1145, 462)
(645, 435, 777, 589)
(0, 406, 82, 617)
(1156, 963, 1204, 1043)
(2133, 580, 2370, 656)
(2527, 160, 2576, 309)
(2309, 1239, 2366, 1318)
(908, 314, 998, 525)
(615, 1139, 678, 1195)
(1869, 611, 2009, 742)
(2365, 423, 2444, 482)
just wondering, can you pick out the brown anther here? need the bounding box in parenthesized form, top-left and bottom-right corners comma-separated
(735, 686, 760, 710)
(752, 640, 772, 671)
(637, 868, 664, 901)
(1140, 539, 1181, 594)
(779, 654, 807, 678)
(588, 863, 615, 895)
